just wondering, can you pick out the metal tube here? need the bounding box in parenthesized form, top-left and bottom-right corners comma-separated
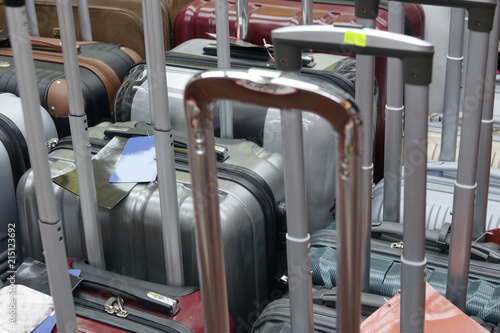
(473, 0, 500, 241)
(77, 0, 92, 41)
(25, 0, 39, 36)
(383, 1, 405, 224)
(280, 108, 313, 333)
(215, 0, 233, 138)
(184, 69, 362, 333)
(5, 3, 77, 332)
(440, 8, 466, 162)
(446, 29, 491, 310)
(302, 0, 312, 25)
(401, 84, 429, 333)
(56, 0, 104, 268)
(236, 0, 248, 41)
(142, 0, 184, 286)
(355, 17, 375, 293)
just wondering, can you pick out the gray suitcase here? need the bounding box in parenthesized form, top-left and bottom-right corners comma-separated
(16, 122, 285, 326)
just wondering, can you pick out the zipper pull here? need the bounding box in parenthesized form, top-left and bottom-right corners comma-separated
(104, 296, 129, 318)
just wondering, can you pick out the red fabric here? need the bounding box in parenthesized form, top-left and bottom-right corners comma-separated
(360, 283, 488, 332)
(485, 228, 500, 245)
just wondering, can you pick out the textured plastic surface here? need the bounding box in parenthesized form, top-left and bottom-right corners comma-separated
(17, 134, 285, 329)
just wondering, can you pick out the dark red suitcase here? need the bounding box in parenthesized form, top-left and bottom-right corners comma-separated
(173, 0, 425, 182)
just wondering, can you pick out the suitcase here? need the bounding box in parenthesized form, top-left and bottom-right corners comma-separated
(0, 92, 57, 283)
(113, 45, 364, 232)
(0, 0, 190, 56)
(309, 227, 500, 325)
(173, 0, 426, 183)
(0, 36, 141, 137)
(17, 123, 286, 329)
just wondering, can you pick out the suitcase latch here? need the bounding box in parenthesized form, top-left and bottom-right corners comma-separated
(390, 242, 404, 249)
(104, 296, 129, 318)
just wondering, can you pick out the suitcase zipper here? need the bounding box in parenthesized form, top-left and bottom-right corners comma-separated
(0, 48, 120, 115)
(73, 291, 193, 333)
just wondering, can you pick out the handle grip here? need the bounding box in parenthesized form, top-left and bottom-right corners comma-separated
(272, 24, 434, 85)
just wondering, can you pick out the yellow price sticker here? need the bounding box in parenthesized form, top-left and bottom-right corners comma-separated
(344, 31, 367, 47)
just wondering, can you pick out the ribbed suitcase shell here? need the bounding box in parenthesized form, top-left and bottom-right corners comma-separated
(427, 121, 500, 167)
(371, 175, 500, 232)
(16, 133, 285, 327)
(309, 228, 500, 325)
(0, 93, 57, 282)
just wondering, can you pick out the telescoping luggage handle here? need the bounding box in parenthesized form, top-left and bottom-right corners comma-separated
(141, 0, 184, 286)
(3, 0, 78, 332)
(51, 0, 104, 269)
(183, 69, 363, 333)
(272, 25, 433, 333)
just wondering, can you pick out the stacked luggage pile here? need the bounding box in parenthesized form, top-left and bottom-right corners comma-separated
(1, 0, 500, 332)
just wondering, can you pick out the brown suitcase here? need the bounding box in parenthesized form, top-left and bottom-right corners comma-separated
(0, 0, 192, 57)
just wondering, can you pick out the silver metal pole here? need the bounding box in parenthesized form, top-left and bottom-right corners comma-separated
(142, 0, 184, 286)
(356, 16, 375, 294)
(401, 84, 429, 333)
(302, 0, 312, 25)
(76, 0, 92, 41)
(474, 0, 500, 242)
(447, 29, 491, 311)
(280, 107, 313, 333)
(236, 0, 248, 41)
(5, 2, 77, 331)
(383, 1, 405, 223)
(25, 0, 39, 36)
(215, 0, 233, 138)
(56, 0, 104, 268)
(440, 8, 466, 161)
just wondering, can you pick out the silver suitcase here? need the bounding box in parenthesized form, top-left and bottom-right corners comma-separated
(17, 126, 285, 325)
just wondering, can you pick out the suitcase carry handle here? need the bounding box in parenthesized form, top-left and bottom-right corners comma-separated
(4, 0, 78, 331)
(30, 36, 82, 54)
(183, 69, 362, 333)
(272, 24, 433, 333)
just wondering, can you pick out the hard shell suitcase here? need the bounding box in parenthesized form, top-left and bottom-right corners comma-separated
(173, 0, 426, 182)
(113, 44, 366, 232)
(0, 36, 141, 137)
(0, 0, 190, 56)
(0, 92, 57, 283)
(16, 123, 285, 329)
